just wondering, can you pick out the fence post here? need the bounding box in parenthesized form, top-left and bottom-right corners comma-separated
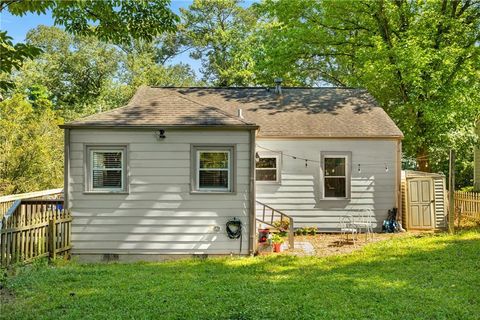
(457, 199, 463, 228)
(49, 217, 56, 260)
(448, 150, 455, 234)
(289, 217, 294, 250)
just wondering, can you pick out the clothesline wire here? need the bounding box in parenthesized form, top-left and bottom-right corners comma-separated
(256, 144, 424, 166)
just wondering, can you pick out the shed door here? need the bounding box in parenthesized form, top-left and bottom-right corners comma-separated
(408, 179, 434, 229)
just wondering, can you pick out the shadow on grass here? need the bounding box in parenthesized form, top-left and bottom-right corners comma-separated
(2, 231, 480, 320)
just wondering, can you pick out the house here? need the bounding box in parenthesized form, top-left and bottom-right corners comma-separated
(61, 86, 403, 261)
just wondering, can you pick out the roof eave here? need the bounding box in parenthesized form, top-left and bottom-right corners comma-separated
(257, 134, 404, 140)
(59, 123, 259, 130)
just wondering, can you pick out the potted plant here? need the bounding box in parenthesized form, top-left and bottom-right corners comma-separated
(309, 226, 317, 235)
(272, 220, 289, 237)
(302, 227, 308, 235)
(271, 234, 284, 253)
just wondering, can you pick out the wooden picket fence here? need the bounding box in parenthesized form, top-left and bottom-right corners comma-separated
(454, 191, 480, 220)
(0, 199, 71, 267)
(0, 188, 63, 220)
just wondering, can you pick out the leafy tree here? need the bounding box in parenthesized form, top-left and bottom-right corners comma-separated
(11, 26, 124, 119)
(0, 94, 63, 195)
(121, 39, 201, 89)
(0, 0, 178, 90)
(8, 26, 203, 120)
(0, 31, 42, 91)
(255, 0, 480, 176)
(180, 0, 258, 86)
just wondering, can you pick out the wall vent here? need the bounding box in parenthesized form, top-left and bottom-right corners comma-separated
(102, 254, 119, 262)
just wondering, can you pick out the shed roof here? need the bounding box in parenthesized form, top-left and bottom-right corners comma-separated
(402, 170, 446, 179)
(62, 86, 403, 138)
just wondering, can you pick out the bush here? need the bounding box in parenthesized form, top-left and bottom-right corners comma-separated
(272, 220, 289, 232)
(270, 233, 284, 244)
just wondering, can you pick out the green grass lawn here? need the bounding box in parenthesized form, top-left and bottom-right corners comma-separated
(1, 230, 479, 320)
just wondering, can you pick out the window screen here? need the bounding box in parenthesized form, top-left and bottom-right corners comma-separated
(90, 150, 124, 191)
(324, 157, 346, 198)
(256, 157, 278, 182)
(197, 151, 230, 190)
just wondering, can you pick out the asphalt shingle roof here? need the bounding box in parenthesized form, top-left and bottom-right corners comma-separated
(63, 86, 403, 138)
(62, 86, 255, 128)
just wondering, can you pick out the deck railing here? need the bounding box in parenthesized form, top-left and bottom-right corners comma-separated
(0, 191, 70, 267)
(0, 188, 63, 220)
(256, 201, 294, 249)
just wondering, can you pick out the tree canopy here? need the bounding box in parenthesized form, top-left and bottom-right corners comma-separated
(0, 0, 178, 90)
(180, 0, 258, 86)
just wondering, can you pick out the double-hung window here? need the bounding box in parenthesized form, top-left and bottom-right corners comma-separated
(86, 146, 127, 192)
(192, 145, 235, 192)
(256, 153, 280, 183)
(322, 153, 350, 199)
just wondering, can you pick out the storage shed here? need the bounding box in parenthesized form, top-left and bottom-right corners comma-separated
(401, 170, 447, 230)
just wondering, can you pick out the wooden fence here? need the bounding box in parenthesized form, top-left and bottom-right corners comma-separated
(0, 188, 63, 220)
(454, 191, 480, 220)
(0, 199, 71, 267)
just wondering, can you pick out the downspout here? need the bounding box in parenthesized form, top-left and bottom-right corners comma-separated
(396, 139, 404, 230)
(64, 129, 70, 210)
(248, 129, 257, 255)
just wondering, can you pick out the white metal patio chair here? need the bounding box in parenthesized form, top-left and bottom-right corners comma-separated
(354, 209, 374, 241)
(339, 215, 357, 244)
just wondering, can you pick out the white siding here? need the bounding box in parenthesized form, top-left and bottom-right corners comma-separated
(68, 129, 251, 256)
(256, 139, 398, 231)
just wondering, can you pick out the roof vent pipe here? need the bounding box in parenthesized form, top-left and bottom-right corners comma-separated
(274, 78, 283, 95)
(237, 108, 244, 119)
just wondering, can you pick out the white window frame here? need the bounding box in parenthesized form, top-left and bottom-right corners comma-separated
(85, 145, 128, 193)
(255, 153, 281, 184)
(196, 150, 231, 191)
(321, 152, 351, 200)
(190, 143, 237, 194)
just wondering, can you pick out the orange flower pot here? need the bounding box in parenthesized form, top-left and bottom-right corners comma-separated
(273, 243, 282, 253)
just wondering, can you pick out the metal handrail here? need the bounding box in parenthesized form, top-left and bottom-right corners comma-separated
(0, 200, 21, 230)
(256, 200, 294, 249)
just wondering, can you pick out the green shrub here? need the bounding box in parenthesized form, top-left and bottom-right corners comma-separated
(270, 233, 284, 244)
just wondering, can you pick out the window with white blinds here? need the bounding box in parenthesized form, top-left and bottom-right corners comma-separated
(197, 150, 231, 191)
(191, 145, 235, 193)
(87, 146, 127, 192)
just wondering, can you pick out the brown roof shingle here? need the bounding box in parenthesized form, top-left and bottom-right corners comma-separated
(63, 86, 403, 138)
(62, 86, 255, 128)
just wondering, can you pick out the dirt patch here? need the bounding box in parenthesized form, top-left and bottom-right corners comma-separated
(289, 232, 410, 257)
(0, 287, 15, 304)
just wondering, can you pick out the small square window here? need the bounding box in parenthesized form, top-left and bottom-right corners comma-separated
(86, 146, 127, 192)
(192, 145, 235, 193)
(198, 151, 230, 190)
(256, 155, 280, 183)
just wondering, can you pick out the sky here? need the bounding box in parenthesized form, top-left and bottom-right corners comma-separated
(0, 1, 255, 78)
